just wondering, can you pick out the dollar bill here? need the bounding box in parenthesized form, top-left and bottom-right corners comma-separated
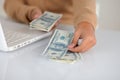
(42, 29, 81, 63)
(51, 51, 81, 64)
(30, 11, 62, 32)
(43, 29, 74, 58)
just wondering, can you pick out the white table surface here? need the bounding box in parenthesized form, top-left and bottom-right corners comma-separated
(0, 23, 120, 80)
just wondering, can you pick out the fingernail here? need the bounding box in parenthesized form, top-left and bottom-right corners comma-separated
(68, 43, 75, 49)
(33, 14, 40, 19)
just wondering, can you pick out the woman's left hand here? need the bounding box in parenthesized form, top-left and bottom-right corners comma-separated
(68, 22, 96, 53)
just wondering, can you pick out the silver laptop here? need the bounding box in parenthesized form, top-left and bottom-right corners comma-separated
(0, 16, 52, 51)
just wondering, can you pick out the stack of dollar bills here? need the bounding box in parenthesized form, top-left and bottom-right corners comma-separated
(42, 29, 81, 64)
(30, 11, 62, 32)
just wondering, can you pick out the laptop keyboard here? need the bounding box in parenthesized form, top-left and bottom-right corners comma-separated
(0, 16, 51, 49)
(4, 30, 33, 46)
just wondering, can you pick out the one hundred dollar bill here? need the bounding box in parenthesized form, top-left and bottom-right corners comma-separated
(51, 51, 81, 64)
(43, 29, 74, 59)
(30, 11, 62, 32)
(42, 29, 81, 63)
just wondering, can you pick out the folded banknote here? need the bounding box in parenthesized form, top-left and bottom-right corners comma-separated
(30, 11, 62, 32)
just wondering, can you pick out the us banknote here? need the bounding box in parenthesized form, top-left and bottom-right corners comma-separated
(30, 11, 62, 32)
(42, 29, 81, 63)
(51, 51, 81, 64)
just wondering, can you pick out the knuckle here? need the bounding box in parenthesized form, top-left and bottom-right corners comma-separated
(93, 39, 97, 45)
(80, 49, 85, 53)
(75, 48, 85, 53)
(88, 37, 96, 44)
(74, 49, 80, 53)
(92, 38, 96, 45)
(72, 40, 77, 44)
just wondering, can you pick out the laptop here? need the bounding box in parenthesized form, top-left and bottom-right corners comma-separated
(0, 16, 52, 51)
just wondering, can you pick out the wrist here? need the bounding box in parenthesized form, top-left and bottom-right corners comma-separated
(76, 21, 95, 32)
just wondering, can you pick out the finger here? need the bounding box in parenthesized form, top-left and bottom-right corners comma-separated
(51, 20, 61, 31)
(68, 31, 81, 49)
(31, 9, 42, 20)
(82, 38, 96, 52)
(69, 39, 87, 52)
(50, 25, 56, 31)
(32, 14, 40, 19)
(69, 37, 96, 53)
(55, 20, 61, 27)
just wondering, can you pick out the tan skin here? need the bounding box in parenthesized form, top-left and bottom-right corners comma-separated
(29, 9, 96, 53)
(68, 22, 96, 53)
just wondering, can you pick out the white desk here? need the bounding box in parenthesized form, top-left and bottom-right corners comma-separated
(0, 24, 120, 80)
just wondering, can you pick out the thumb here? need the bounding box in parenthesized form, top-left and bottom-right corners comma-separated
(30, 8, 42, 21)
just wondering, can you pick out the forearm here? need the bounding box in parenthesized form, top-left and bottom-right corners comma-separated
(73, 0, 97, 29)
(4, 0, 38, 24)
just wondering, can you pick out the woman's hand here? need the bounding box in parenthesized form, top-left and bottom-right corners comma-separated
(28, 8, 42, 21)
(68, 22, 96, 53)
